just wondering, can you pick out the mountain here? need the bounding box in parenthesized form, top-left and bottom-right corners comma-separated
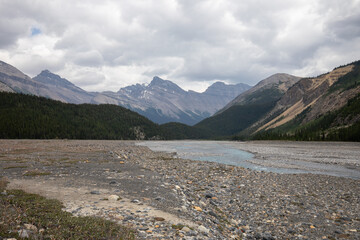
(0, 91, 164, 140)
(32, 70, 94, 103)
(0, 60, 251, 125)
(0, 60, 41, 94)
(251, 61, 360, 141)
(218, 73, 302, 114)
(0, 61, 94, 103)
(195, 60, 360, 141)
(195, 73, 301, 137)
(92, 76, 251, 125)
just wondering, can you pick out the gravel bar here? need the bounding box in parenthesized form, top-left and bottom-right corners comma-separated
(1, 139, 359, 239)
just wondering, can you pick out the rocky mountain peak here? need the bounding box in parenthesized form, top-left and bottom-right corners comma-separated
(148, 76, 184, 93)
(34, 70, 75, 87)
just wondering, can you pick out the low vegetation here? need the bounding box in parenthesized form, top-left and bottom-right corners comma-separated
(0, 177, 135, 239)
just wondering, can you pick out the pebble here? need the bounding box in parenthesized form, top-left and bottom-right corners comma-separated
(108, 195, 120, 201)
(2, 141, 359, 240)
(18, 229, 29, 238)
(24, 223, 37, 232)
(198, 225, 210, 234)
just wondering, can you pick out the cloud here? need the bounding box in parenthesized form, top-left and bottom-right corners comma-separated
(0, 0, 359, 92)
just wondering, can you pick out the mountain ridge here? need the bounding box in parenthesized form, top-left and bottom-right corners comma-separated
(195, 73, 301, 137)
(0, 60, 251, 125)
(195, 60, 360, 141)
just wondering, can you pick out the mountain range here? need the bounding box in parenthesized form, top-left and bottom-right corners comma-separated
(0, 60, 250, 125)
(1, 59, 359, 142)
(196, 60, 360, 141)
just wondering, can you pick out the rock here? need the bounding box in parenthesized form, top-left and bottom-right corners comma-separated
(154, 217, 165, 221)
(198, 225, 210, 234)
(193, 206, 202, 212)
(109, 180, 117, 184)
(187, 230, 197, 236)
(138, 231, 147, 238)
(108, 195, 120, 201)
(209, 211, 219, 218)
(24, 223, 38, 232)
(18, 229, 30, 238)
(131, 199, 140, 203)
(182, 226, 191, 232)
(138, 227, 149, 231)
(124, 216, 135, 221)
(288, 228, 296, 234)
(90, 190, 100, 195)
(205, 193, 214, 199)
(261, 233, 275, 240)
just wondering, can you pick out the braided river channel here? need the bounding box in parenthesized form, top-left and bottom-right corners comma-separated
(138, 141, 360, 179)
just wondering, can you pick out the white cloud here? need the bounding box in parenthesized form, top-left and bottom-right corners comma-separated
(0, 0, 359, 92)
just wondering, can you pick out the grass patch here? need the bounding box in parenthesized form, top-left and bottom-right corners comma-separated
(3, 165, 28, 169)
(23, 170, 52, 176)
(172, 224, 185, 230)
(0, 177, 135, 239)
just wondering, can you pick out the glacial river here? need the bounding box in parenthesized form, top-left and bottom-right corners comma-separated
(138, 140, 360, 179)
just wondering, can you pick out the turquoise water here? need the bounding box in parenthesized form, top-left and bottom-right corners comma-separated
(138, 141, 360, 179)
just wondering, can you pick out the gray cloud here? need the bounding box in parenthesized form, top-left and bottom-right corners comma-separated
(0, 0, 359, 92)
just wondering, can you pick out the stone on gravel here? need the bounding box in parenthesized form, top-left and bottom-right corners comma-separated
(198, 225, 210, 234)
(18, 229, 30, 238)
(24, 223, 38, 232)
(193, 206, 202, 212)
(108, 195, 120, 201)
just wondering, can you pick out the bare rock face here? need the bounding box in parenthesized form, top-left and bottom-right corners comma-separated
(0, 81, 15, 93)
(255, 64, 356, 132)
(0, 61, 94, 103)
(32, 70, 94, 103)
(93, 76, 251, 125)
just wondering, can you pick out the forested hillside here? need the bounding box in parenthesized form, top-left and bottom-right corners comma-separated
(195, 84, 289, 138)
(251, 61, 360, 141)
(0, 92, 164, 140)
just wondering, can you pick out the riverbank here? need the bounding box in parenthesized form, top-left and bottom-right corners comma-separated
(1, 140, 359, 239)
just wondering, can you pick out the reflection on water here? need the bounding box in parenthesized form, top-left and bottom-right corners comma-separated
(138, 141, 360, 179)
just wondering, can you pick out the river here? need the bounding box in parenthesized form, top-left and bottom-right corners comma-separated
(138, 140, 360, 179)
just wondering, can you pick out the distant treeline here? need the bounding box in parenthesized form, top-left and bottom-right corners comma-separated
(1, 90, 359, 142)
(0, 92, 165, 140)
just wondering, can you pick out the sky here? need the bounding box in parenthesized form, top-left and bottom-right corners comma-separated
(0, 0, 360, 92)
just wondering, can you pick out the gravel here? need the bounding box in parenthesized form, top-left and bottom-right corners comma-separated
(1, 139, 359, 239)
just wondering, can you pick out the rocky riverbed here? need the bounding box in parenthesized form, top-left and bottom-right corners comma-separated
(1, 140, 359, 239)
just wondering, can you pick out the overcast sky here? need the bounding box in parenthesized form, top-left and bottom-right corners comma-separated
(0, 0, 360, 92)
